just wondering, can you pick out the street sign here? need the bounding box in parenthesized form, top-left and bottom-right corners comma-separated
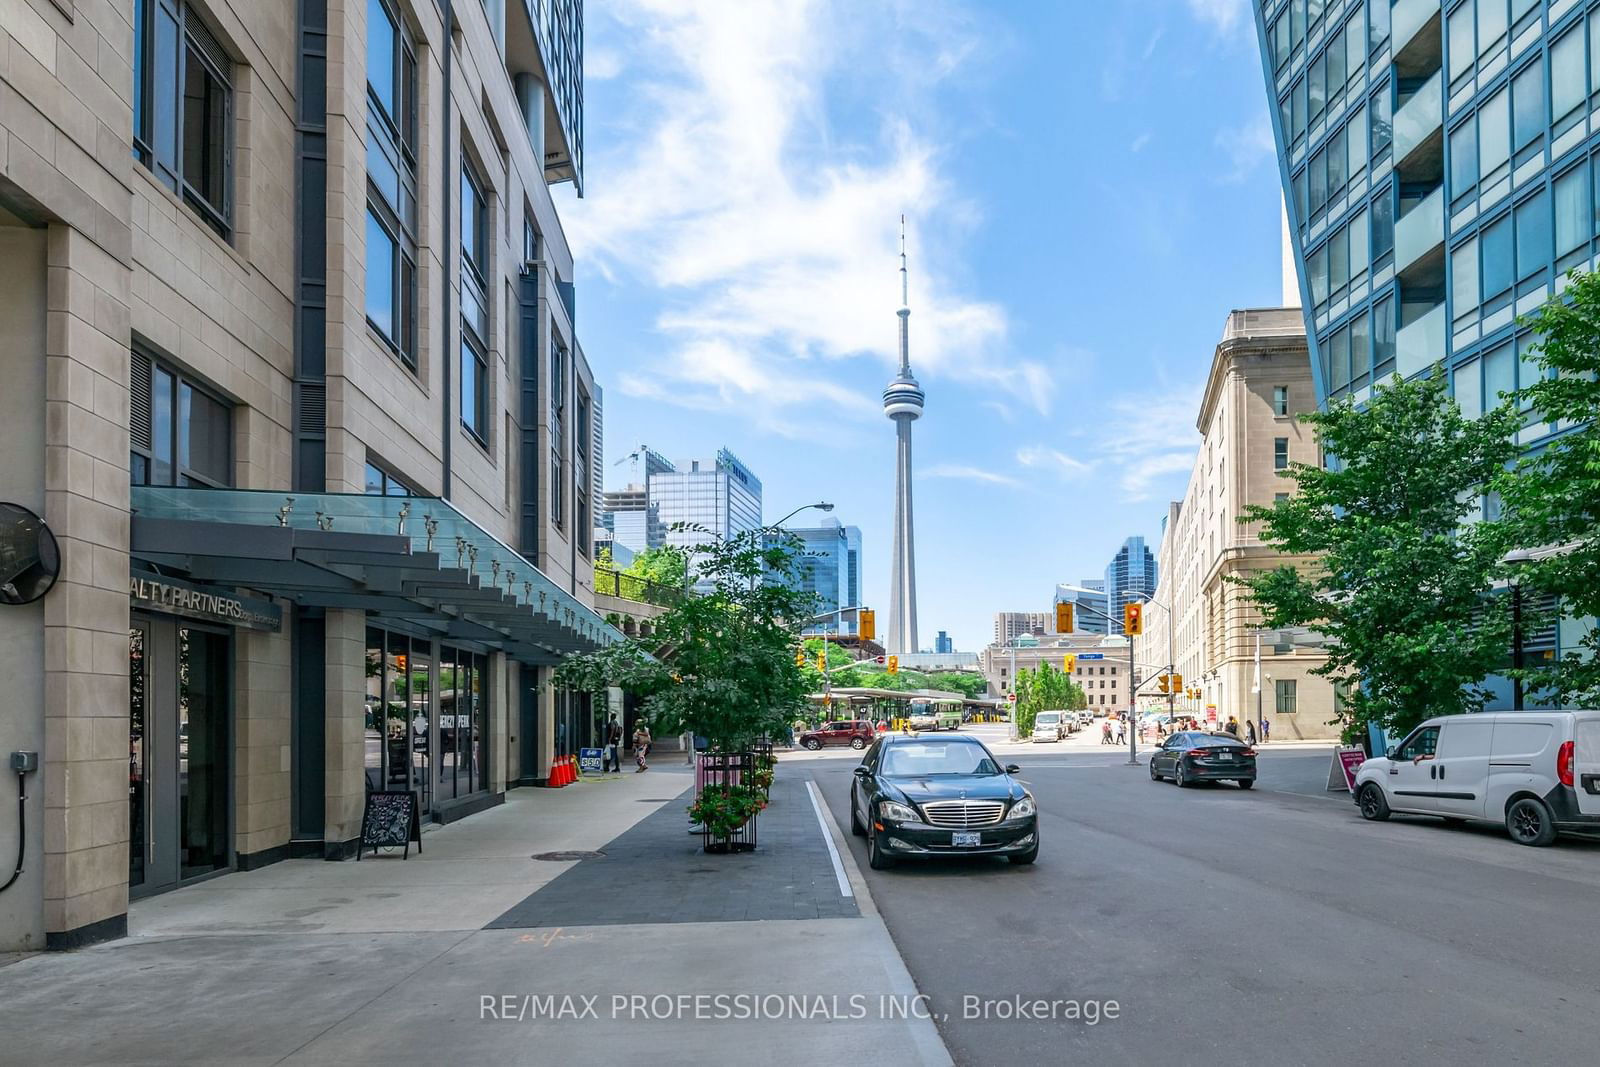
(1078, 653, 1105, 660)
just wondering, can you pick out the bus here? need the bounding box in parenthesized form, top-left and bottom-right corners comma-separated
(908, 699, 962, 731)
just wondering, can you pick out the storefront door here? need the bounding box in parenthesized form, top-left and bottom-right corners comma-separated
(365, 627, 434, 811)
(129, 617, 232, 895)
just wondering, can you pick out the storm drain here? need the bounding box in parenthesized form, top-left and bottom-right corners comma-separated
(532, 851, 605, 861)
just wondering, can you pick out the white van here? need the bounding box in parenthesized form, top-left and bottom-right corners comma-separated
(1031, 711, 1065, 742)
(1352, 710, 1600, 845)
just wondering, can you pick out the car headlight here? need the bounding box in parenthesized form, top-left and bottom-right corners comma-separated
(879, 800, 920, 823)
(1007, 796, 1036, 820)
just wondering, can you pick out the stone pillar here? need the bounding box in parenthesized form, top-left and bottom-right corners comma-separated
(40, 223, 133, 948)
(235, 623, 293, 867)
(490, 651, 509, 794)
(323, 608, 366, 855)
(537, 668, 556, 780)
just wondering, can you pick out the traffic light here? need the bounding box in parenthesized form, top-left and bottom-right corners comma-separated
(1157, 674, 1169, 693)
(816, 651, 827, 671)
(887, 655, 899, 675)
(795, 649, 807, 667)
(859, 608, 875, 642)
(1172, 673, 1183, 693)
(1063, 654, 1076, 673)
(1124, 601, 1143, 636)
(1055, 601, 1074, 634)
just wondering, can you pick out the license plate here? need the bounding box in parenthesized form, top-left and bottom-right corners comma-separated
(952, 831, 981, 847)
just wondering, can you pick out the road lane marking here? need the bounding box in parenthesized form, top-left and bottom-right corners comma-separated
(805, 779, 854, 899)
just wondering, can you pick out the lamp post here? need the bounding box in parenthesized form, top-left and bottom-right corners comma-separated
(1501, 547, 1535, 711)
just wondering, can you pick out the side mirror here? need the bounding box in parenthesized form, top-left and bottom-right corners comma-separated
(1005, 764, 1021, 774)
(1385, 747, 1397, 760)
(852, 765, 872, 778)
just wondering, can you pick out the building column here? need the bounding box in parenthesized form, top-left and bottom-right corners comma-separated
(323, 608, 365, 856)
(40, 223, 134, 949)
(490, 652, 510, 794)
(538, 668, 556, 779)
(235, 621, 293, 868)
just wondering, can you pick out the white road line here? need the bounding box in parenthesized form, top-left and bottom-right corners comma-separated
(805, 779, 854, 899)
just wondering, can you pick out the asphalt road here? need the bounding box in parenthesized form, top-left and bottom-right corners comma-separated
(804, 744, 1600, 1067)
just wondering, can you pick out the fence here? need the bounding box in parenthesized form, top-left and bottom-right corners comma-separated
(593, 567, 682, 607)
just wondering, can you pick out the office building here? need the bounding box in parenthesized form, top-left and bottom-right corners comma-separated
(1252, 0, 1576, 701)
(980, 633, 1137, 709)
(1134, 309, 1338, 738)
(600, 448, 675, 554)
(994, 612, 1053, 645)
(884, 220, 925, 655)
(781, 519, 864, 634)
(1053, 580, 1110, 635)
(0, 0, 611, 952)
(935, 631, 955, 654)
(652, 449, 763, 587)
(1105, 537, 1159, 634)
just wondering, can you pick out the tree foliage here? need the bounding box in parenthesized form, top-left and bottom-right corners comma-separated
(553, 529, 817, 751)
(1012, 661, 1085, 737)
(1502, 271, 1600, 702)
(1237, 367, 1521, 739)
(624, 544, 691, 588)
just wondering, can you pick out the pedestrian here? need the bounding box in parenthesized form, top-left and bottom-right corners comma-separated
(1245, 720, 1257, 746)
(1262, 718, 1271, 743)
(604, 714, 623, 773)
(1101, 720, 1113, 745)
(1225, 716, 1239, 737)
(633, 722, 652, 772)
(1114, 720, 1125, 745)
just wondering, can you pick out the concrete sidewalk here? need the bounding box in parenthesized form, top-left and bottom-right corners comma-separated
(0, 765, 950, 1067)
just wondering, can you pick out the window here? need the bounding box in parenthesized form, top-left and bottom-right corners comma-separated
(1450, 120, 1478, 192)
(1397, 725, 1439, 760)
(1484, 342, 1514, 402)
(1310, 243, 1329, 306)
(1350, 312, 1371, 387)
(1552, 27, 1586, 128)
(1452, 237, 1480, 315)
(1481, 213, 1514, 301)
(1515, 189, 1551, 281)
(133, 0, 232, 238)
(1478, 0, 1507, 56)
(1273, 386, 1289, 416)
(1370, 87, 1392, 157)
(1326, 30, 1346, 96)
(363, 462, 413, 496)
(1512, 59, 1544, 152)
(366, 0, 418, 366)
(460, 164, 489, 443)
(1478, 87, 1509, 179)
(1349, 206, 1369, 276)
(1555, 163, 1590, 268)
(1275, 492, 1291, 505)
(1448, 3, 1474, 82)
(1372, 183, 1394, 258)
(550, 340, 566, 528)
(1373, 294, 1396, 375)
(1454, 357, 1483, 417)
(1274, 438, 1290, 470)
(575, 390, 591, 557)
(130, 349, 232, 487)
(1367, 0, 1388, 53)
(1274, 679, 1298, 715)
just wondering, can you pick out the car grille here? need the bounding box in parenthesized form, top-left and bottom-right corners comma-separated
(920, 800, 1007, 828)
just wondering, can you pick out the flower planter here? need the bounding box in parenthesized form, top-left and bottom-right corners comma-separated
(691, 751, 764, 852)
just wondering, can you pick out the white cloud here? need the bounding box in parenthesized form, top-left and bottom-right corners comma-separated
(925, 464, 1022, 488)
(1130, 132, 1153, 153)
(567, 0, 1041, 431)
(1095, 385, 1204, 500)
(1214, 114, 1277, 184)
(1016, 446, 1091, 478)
(1183, 0, 1249, 33)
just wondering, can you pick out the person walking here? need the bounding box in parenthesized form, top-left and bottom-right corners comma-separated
(603, 714, 623, 774)
(633, 723, 652, 772)
(1101, 719, 1113, 745)
(1225, 716, 1240, 737)
(1114, 718, 1125, 745)
(1262, 718, 1271, 743)
(1245, 720, 1257, 746)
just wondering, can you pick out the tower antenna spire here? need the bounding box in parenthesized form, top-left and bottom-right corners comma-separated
(896, 215, 912, 376)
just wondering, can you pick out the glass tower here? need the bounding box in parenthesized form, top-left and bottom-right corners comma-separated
(1105, 538, 1158, 635)
(1054, 580, 1110, 636)
(650, 448, 763, 588)
(1252, 0, 1591, 452)
(780, 519, 864, 634)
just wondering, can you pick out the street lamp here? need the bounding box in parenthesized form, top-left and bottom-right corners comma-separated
(1501, 547, 1535, 711)
(768, 501, 834, 530)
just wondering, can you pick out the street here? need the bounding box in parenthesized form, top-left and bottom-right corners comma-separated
(801, 727, 1600, 1066)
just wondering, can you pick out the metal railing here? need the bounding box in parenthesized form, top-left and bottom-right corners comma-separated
(592, 566, 682, 607)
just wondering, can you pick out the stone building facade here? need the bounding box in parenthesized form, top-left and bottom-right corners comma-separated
(0, 0, 609, 951)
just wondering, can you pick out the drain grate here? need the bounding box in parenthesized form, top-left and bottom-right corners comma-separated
(532, 850, 605, 861)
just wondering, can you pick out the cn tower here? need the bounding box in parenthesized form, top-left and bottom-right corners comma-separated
(883, 217, 924, 656)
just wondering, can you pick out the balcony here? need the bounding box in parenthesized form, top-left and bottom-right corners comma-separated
(1393, 71, 1442, 166)
(1396, 302, 1446, 379)
(1392, 0, 1440, 55)
(1395, 185, 1445, 274)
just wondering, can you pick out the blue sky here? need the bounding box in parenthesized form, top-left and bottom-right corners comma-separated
(556, 0, 1286, 653)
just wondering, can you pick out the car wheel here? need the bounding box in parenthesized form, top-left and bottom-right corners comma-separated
(1236, 778, 1255, 790)
(850, 737, 867, 750)
(1149, 759, 1161, 781)
(803, 738, 822, 751)
(1357, 782, 1390, 821)
(1506, 797, 1558, 846)
(850, 797, 866, 838)
(1175, 763, 1190, 788)
(867, 825, 895, 870)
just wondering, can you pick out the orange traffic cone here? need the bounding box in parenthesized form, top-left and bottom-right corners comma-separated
(550, 758, 567, 787)
(570, 755, 581, 782)
(559, 757, 572, 786)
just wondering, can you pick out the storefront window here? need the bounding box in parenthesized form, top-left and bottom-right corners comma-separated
(177, 626, 229, 879)
(366, 626, 433, 810)
(439, 646, 488, 799)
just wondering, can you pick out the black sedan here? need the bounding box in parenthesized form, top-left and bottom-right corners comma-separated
(1149, 731, 1257, 788)
(848, 734, 1038, 869)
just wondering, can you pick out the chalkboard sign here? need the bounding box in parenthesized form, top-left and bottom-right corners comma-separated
(357, 790, 422, 860)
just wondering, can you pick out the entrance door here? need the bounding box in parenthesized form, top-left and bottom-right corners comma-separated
(129, 619, 232, 894)
(365, 627, 434, 811)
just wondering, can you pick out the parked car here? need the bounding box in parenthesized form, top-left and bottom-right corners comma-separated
(1148, 731, 1257, 788)
(1031, 711, 1066, 742)
(798, 719, 876, 750)
(1353, 710, 1600, 846)
(849, 734, 1038, 868)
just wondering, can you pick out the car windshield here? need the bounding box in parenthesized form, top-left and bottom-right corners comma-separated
(881, 741, 1000, 777)
(1037, 713, 1059, 723)
(1192, 735, 1246, 749)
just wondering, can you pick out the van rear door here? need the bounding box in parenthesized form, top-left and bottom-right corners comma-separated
(1432, 719, 1492, 818)
(1576, 714, 1600, 817)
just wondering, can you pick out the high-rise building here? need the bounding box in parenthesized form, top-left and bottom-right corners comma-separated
(1105, 537, 1159, 634)
(935, 631, 955, 654)
(1054, 580, 1110, 635)
(994, 612, 1053, 645)
(652, 449, 763, 587)
(0, 0, 608, 951)
(780, 519, 864, 634)
(884, 219, 925, 655)
(1251, 1, 1589, 426)
(600, 446, 676, 554)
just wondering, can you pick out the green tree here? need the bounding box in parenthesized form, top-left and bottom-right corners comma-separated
(1237, 367, 1521, 740)
(1502, 271, 1600, 702)
(926, 672, 989, 699)
(554, 529, 816, 751)
(625, 544, 691, 588)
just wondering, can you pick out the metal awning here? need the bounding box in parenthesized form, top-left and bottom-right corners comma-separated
(130, 487, 623, 663)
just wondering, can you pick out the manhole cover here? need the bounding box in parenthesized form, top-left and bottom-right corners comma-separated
(532, 851, 605, 861)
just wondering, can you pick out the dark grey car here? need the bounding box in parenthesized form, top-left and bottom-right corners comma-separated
(1149, 731, 1257, 788)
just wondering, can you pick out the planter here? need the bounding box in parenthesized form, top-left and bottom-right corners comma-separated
(691, 751, 764, 852)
